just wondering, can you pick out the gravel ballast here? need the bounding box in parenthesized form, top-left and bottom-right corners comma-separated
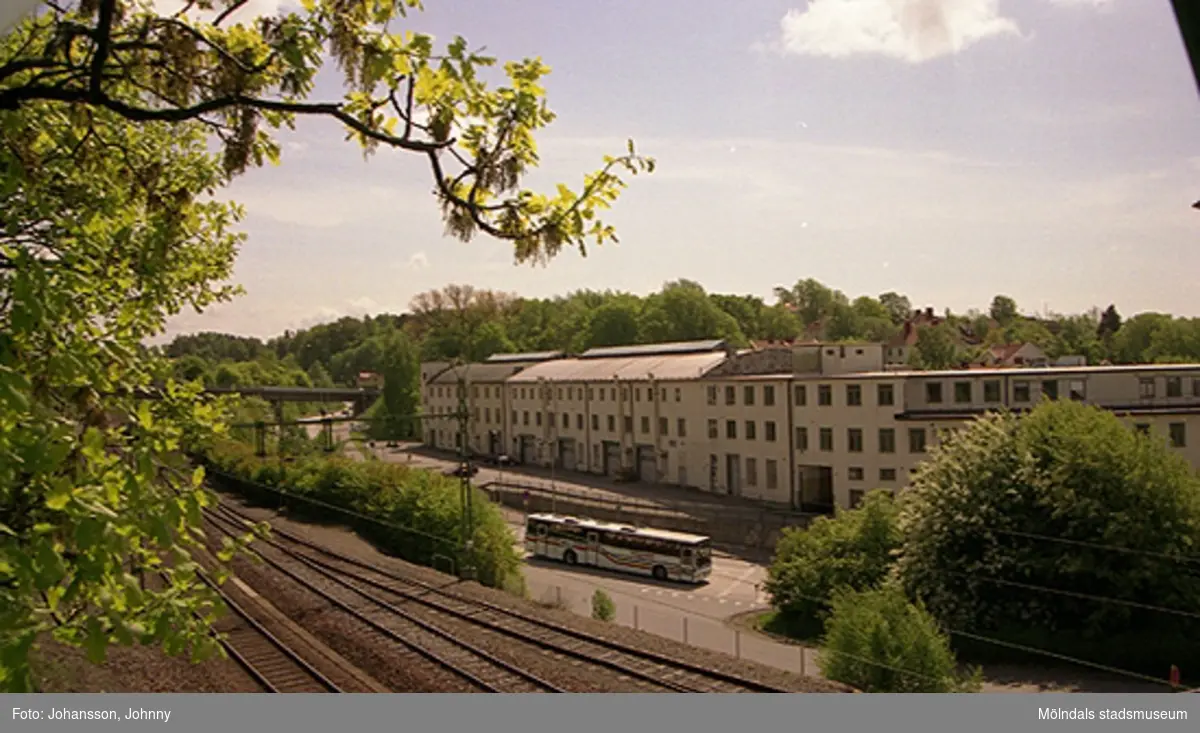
(202, 519, 475, 693)
(33, 637, 262, 693)
(211, 489, 853, 693)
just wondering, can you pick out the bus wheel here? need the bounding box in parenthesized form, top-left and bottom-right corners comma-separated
(652, 565, 667, 581)
(563, 550, 577, 565)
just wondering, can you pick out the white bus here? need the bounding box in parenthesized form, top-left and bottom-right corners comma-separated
(523, 513, 713, 584)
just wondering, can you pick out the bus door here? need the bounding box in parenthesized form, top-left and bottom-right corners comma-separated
(526, 520, 548, 557)
(585, 531, 600, 566)
(680, 546, 695, 581)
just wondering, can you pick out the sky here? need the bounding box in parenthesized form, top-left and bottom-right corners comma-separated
(156, 0, 1199, 341)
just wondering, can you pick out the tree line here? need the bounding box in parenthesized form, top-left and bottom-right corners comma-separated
(164, 280, 1200, 391)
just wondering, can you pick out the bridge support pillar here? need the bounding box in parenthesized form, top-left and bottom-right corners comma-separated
(254, 421, 266, 457)
(322, 418, 335, 452)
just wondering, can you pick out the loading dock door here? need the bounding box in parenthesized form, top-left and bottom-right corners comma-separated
(558, 438, 576, 471)
(603, 442, 621, 477)
(725, 453, 741, 496)
(636, 445, 657, 483)
(519, 435, 536, 464)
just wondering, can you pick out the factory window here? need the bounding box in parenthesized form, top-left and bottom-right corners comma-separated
(846, 384, 862, 406)
(795, 427, 808, 452)
(925, 383, 943, 404)
(954, 382, 972, 403)
(847, 428, 863, 453)
(877, 384, 894, 406)
(984, 380, 1001, 402)
(879, 428, 895, 454)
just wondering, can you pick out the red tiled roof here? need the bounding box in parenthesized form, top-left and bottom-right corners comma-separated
(988, 343, 1025, 362)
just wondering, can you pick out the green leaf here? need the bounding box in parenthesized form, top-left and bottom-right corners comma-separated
(0, 367, 30, 412)
(84, 618, 108, 665)
(44, 487, 71, 511)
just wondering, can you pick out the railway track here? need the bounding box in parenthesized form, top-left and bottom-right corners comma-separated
(205, 501, 793, 694)
(202, 508, 565, 693)
(173, 569, 344, 693)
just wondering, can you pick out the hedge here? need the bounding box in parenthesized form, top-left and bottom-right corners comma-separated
(199, 439, 524, 592)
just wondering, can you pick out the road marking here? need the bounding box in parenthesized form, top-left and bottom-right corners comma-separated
(718, 598, 726, 604)
(671, 592, 679, 598)
(717, 565, 760, 599)
(640, 588, 649, 593)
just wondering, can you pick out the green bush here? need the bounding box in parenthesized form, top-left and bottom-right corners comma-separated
(896, 400, 1200, 674)
(201, 440, 523, 590)
(591, 589, 616, 622)
(765, 490, 901, 637)
(818, 586, 981, 693)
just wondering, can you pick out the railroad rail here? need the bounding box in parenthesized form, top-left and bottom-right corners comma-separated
(202, 508, 565, 693)
(205, 501, 794, 693)
(164, 568, 344, 693)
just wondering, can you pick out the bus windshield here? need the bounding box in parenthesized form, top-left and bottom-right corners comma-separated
(695, 542, 712, 567)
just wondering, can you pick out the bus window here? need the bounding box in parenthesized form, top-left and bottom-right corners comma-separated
(533, 523, 548, 538)
(696, 543, 711, 567)
(681, 547, 694, 566)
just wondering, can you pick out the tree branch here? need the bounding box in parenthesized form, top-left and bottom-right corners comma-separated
(88, 0, 117, 100)
(0, 84, 455, 153)
(213, 0, 251, 27)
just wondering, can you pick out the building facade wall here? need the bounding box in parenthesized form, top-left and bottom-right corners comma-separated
(421, 357, 1200, 510)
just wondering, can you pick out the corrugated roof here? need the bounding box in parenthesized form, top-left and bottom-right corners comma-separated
(506, 351, 728, 383)
(815, 363, 1200, 380)
(429, 363, 529, 384)
(485, 351, 565, 363)
(579, 340, 727, 359)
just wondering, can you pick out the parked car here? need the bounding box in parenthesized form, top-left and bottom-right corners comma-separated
(444, 463, 479, 479)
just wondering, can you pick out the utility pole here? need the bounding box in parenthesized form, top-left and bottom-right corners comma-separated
(454, 362, 476, 581)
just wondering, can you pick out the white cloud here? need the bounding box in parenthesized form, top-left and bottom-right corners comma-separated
(769, 0, 1020, 63)
(407, 252, 430, 271)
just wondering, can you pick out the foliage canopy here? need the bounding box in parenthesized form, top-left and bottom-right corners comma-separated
(897, 400, 1200, 654)
(819, 586, 981, 694)
(1, 0, 653, 264)
(765, 490, 901, 636)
